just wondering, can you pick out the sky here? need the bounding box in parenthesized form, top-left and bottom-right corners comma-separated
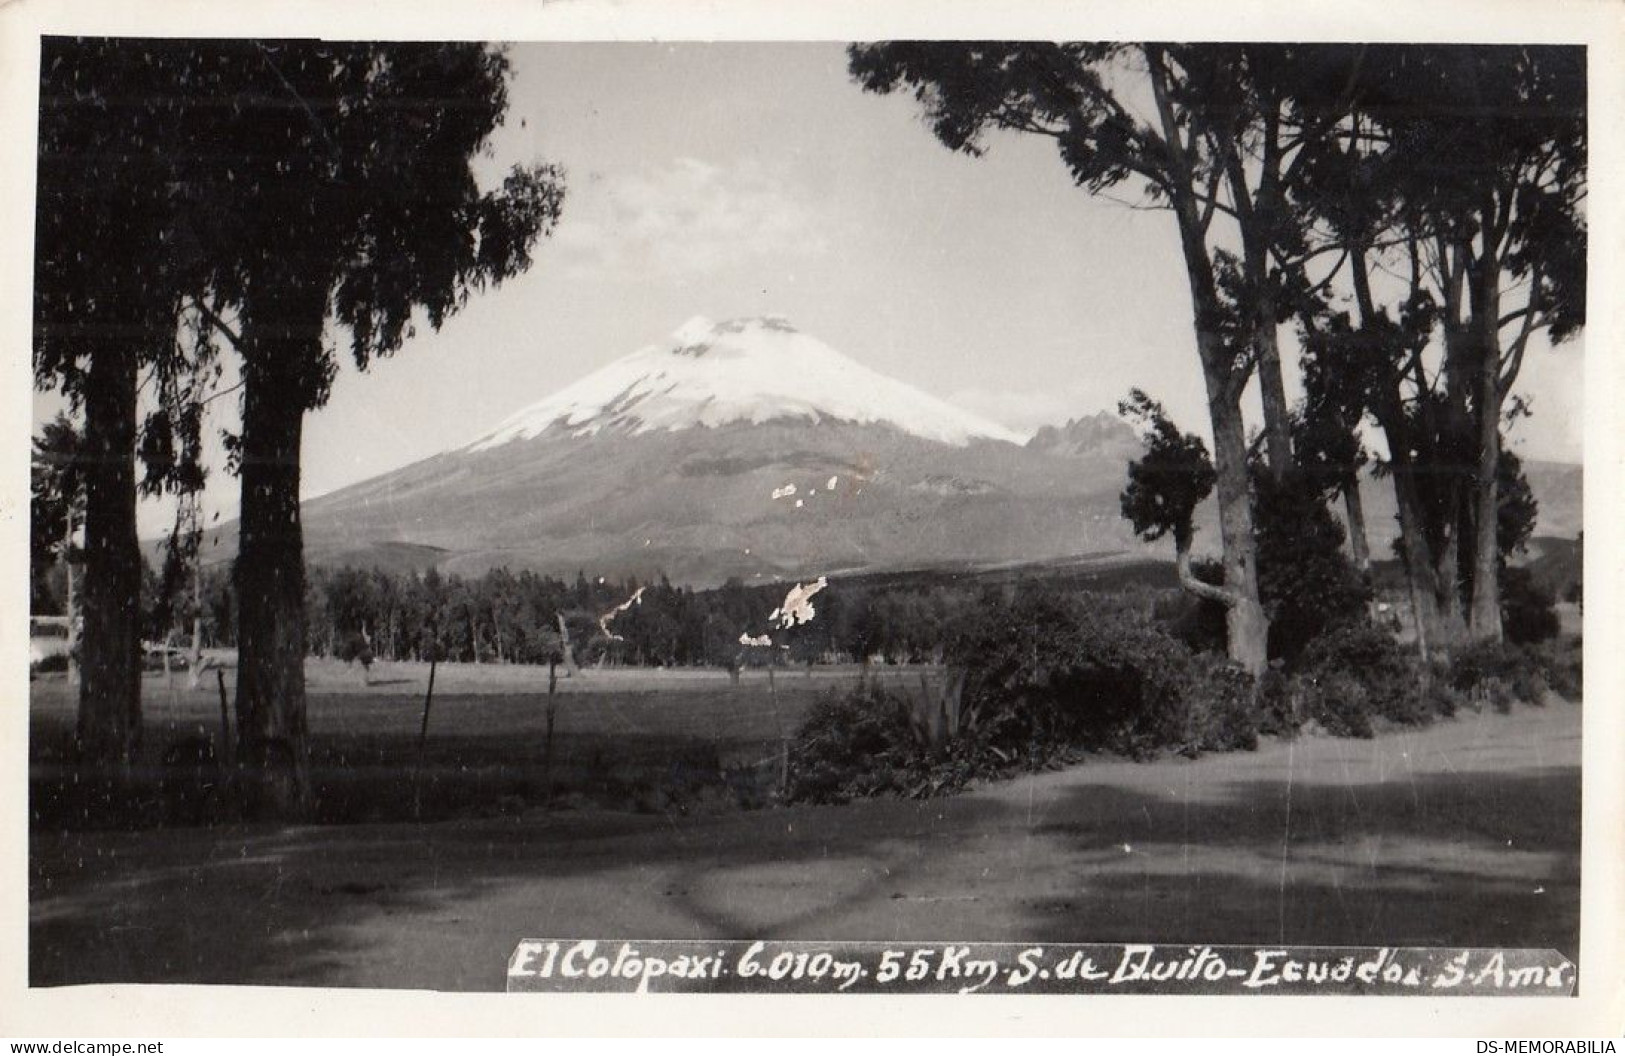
(31, 42, 1586, 536)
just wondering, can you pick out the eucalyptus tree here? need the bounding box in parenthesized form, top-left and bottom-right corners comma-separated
(1405, 47, 1583, 642)
(173, 42, 565, 814)
(847, 43, 1343, 671)
(1286, 44, 1585, 646)
(34, 40, 204, 764)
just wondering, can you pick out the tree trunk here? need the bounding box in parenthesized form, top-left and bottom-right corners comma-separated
(1343, 479, 1371, 573)
(1357, 245, 1465, 661)
(1388, 462, 1443, 664)
(63, 505, 79, 687)
(1146, 50, 1269, 675)
(1469, 277, 1505, 642)
(1253, 319, 1294, 479)
(76, 340, 142, 767)
(233, 294, 325, 820)
(1469, 392, 1503, 641)
(1210, 392, 1269, 675)
(1433, 529, 1469, 646)
(187, 555, 204, 690)
(544, 660, 558, 803)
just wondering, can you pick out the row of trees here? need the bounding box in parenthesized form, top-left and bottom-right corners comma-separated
(301, 567, 1000, 671)
(153, 564, 986, 672)
(33, 40, 565, 815)
(849, 44, 1584, 672)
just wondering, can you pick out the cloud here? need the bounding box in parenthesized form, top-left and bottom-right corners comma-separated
(553, 157, 831, 279)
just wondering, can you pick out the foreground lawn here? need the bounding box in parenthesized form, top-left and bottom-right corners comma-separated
(29, 679, 1580, 990)
(29, 661, 891, 821)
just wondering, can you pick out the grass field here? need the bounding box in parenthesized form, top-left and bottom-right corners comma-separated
(28, 659, 919, 825)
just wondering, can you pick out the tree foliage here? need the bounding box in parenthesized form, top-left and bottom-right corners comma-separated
(1118, 389, 1216, 552)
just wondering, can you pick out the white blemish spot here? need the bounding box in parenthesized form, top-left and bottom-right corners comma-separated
(827, 475, 838, 490)
(772, 577, 828, 629)
(598, 586, 646, 641)
(794, 499, 804, 508)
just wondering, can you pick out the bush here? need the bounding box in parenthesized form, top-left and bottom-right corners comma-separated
(1300, 620, 1439, 729)
(1256, 665, 1303, 738)
(1449, 638, 1578, 707)
(784, 687, 919, 805)
(788, 586, 1273, 804)
(1528, 637, 1583, 701)
(1161, 559, 1228, 655)
(1164, 469, 1375, 667)
(1181, 654, 1260, 753)
(335, 630, 375, 672)
(31, 652, 70, 674)
(1300, 670, 1374, 738)
(1501, 565, 1561, 645)
(948, 586, 1202, 762)
(1252, 471, 1373, 666)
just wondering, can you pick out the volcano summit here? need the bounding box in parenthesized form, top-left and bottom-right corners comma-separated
(468, 315, 1026, 449)
(283, 316, 1145, 584)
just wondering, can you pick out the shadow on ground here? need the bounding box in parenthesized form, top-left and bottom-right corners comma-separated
(31, 737, 1579, 990)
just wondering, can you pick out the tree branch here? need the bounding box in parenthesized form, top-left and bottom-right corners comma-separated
(1498, 270, 1542, 400)
(190, 296, 244, 351)
(1177, 544, 1236, 607)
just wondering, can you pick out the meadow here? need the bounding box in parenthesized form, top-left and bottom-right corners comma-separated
(28, 659, 922, 826)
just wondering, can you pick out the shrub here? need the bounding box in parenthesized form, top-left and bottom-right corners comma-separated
(1181, 654, 1260, 753)
(1256, 665, 1303, 738)
(1501, 565, 1561, 645)
(789, 585, 1273, 804)
(31, 652, 70, 674)
(1300, 670, 1374, 738)
(335, 631, 375, 674)
(1527, 637, 1582, 701)
(948, 586, 1200, 762)
(1161, 559, 1228, 655)
(1449, 638, 1578, 707)
(784, 687, 919, 805)
(1252, 470, 1373, 666)
(1300, 620, 1438, 728)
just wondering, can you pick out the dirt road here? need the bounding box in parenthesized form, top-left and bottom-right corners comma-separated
(30, 702, 1580, 991)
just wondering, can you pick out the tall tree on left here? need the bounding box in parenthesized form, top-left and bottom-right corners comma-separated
(34, 41, 199, 766)
(179, 42, 564, 817)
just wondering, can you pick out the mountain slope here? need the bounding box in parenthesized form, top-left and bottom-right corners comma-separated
(299, 418, 1136, 585)
(210, 315, 1581, 587)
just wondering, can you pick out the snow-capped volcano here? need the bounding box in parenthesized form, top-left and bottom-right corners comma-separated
(468, 315, 1025, 450)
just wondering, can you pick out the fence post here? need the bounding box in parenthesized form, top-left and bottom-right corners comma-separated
(413, 655, 438, 819)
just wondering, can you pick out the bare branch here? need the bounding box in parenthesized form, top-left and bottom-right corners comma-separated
(1177, 546, 1236, 607)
